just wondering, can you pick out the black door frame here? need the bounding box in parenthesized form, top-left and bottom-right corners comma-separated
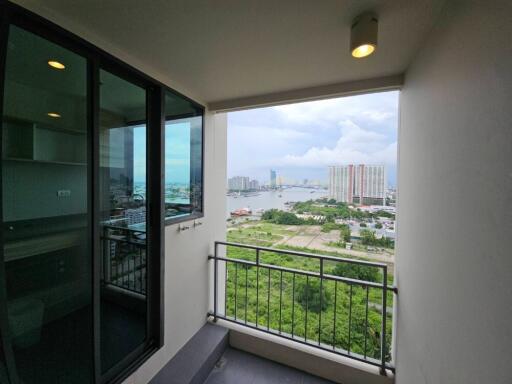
(0, 1, 203, 383)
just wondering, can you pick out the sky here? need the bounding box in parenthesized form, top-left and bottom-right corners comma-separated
(227, 91, 399, 187)
(133, 121, 191, 184)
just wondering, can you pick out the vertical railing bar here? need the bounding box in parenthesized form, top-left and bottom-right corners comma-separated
(318, 259, 324, 345)
(348, 284, 353, 354)
(380, 266, 388, 375)
(332, 280, 337, 350)
(245, 264, 248, 324)
(305, 275, 309, 342)
(130, 254, 134, 291)
(267, 268, 271, 330)
(137, 247, 141, 293)
(364, 285, 369, 359)
(279, 270, 283, 333)
(224, 260, 228, 317)
(110, 237, 114, 283)
(122, 247, 126, 287)
(234, 262, 238, 321)
(143, 250, 147, 293)
(291, 273, 296, 338)
(214, 242, 218, 321)
(256, 249, 260, 327)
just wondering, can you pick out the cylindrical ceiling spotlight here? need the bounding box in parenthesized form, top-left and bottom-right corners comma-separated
(350, 12, 378, 58)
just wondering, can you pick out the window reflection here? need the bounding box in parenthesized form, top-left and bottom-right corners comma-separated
(164, 91, 203, 221)
(99, 70, 147, 373)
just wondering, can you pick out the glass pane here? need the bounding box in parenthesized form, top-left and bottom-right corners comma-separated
(164, 91, 203, 220)
(99, 69, 147, 373)
(1, 26, 92, 383)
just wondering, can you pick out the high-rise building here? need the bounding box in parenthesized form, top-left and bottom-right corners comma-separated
(328, 165, 354, 203)
(228, 176, 250, 191)
(249, 179, 260, 190)
(270, 169, 277, 188)
(328, 164, 386, 205)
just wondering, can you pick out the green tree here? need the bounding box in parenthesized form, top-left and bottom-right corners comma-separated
(360, 229, 376, 245)
(340, 224, 351, 242)
(332, 262, 379, 282)
(374, 222, 383, 229)
(296, 279, 331, 313)
(262, 209, 304, 225)
(262, 209, 279, 221)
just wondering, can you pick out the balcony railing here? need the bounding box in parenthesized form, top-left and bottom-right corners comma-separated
(101, 225, 147, 295)
(209, 241, 396, 374)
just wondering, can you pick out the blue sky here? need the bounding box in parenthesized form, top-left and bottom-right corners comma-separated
(133, 122, 191, 184)
(228, 91, 399, 187)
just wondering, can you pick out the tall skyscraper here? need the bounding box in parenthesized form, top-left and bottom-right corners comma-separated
(270, 169, 277, 188)
(228, 176, 250, 191)
(328, 164, 386, 205)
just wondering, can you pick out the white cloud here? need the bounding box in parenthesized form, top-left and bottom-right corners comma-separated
(274, 119, 397, 168)
(273, 92, 398, 128)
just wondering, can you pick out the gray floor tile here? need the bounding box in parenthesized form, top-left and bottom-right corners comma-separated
(204, 347, 334, 384)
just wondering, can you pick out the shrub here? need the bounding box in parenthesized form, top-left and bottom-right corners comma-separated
(296, 279, 331, 313)
(332, 263, 380, 282)
(262, 209, 304, 225)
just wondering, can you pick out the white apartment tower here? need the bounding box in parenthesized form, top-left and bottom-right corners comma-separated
(228, 176, 250, 191)
(329, 164, 386, 205)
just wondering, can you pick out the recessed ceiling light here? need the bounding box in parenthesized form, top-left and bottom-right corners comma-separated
(48, 60, 65, 70)
(47, 112, 61, 118)
(351, 12, 378, 58)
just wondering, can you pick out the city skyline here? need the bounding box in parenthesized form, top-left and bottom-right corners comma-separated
(228, 91, 399, 187)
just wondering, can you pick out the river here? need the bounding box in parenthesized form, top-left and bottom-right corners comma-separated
(227, 187, 328, 217)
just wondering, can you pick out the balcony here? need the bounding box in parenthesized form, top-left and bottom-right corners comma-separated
(0, 1, 510, 384)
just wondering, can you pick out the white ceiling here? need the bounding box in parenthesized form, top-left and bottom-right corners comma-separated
(13, 0, 446, 105)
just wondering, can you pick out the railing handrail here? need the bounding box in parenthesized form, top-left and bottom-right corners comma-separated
(215, 240, 388, 268)
(209, 255, 388, 290)
(210, 241, 396, 375)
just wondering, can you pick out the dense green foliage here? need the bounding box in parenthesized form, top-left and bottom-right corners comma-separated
(292, 199, 396, 221)
(360, 229, 395, 249)
(296, 279, 331, 313)
(261, 209, 317, 225)
(340, 224, 351, 242)
(333, 263, 380, 282)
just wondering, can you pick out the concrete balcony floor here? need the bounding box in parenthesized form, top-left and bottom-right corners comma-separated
(204, 347, 334, 384)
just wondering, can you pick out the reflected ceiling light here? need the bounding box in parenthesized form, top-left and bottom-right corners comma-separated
(350, 12, 378, 58)
(47, 112, 61, 118)
(48, 60, 65, 69)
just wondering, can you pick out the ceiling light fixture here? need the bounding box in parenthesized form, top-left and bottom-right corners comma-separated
(47, 112, 61, 118)
(48, 60, 65, 69)
(350, 12, 378, 58)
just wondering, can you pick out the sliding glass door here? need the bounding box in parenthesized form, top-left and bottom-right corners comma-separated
(1, 25, 92, 384)
(98, 69, 148, 375)
(0, 11, 164, 383)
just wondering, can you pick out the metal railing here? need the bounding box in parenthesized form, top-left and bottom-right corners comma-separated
(209, 241, 396, 374)
(101, 225, 147, 295)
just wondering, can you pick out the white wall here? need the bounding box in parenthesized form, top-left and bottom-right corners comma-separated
(396, 1, 512, 383)
(124, 112, 227, 384)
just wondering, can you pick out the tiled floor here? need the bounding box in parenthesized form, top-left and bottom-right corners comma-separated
(204, 347, 334, 384)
